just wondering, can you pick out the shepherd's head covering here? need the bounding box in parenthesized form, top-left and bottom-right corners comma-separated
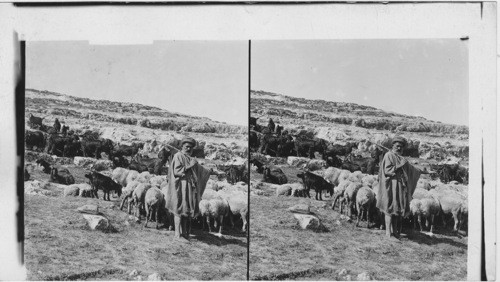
(181, 137, 196, 146)
(392, 136, 407, 147)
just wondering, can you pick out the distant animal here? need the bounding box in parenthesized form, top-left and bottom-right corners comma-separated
(294, 137, 329, 158)
(296, 171, 334, 201)
(25, 130, 46, 151)
(36, 159, 52, 174)
(28, 113, 44, 129)
(46, 135, 80, 157)
(84, 171, 122, 201)
(61, 125, 69, 135)
(129, 147, 171, 174)
(262, 166, 287, 185)
(81, 139, 114, 159)
(268, 118, 275, 132)
(50, 167, 75, 185)
(53, 118, 61, 132)
(249, 158, 264, 174)
(113, 142, 144, 157)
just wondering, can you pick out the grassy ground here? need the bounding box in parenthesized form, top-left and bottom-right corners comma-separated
(249, 167, 467, 281)
(24, 166, 247, 281)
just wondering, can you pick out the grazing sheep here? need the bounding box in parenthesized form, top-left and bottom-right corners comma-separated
(290, 183, 306, 197)
(343, 182, 363, 217)
(355, 186, 376, 228)
(348, 171, 365, 183)
(120, 180, 141, 213)
(144, 187, 166, 229)
(202, 188, 219, 201)
(131, 183, 152, 219)
(63, 185, 80, 197)
(199, 199, 211, 231)
(275, 184, 292, 196)
(361, 175, 377, 188)
(111, 167, 130, 187)
(125, 170, 140, 187)
(208, 197, 230, 236)
(50, 167, 75, 185)
(430, 189, 466, 232)
(78, 183, 94, 198)
(218, 190, 248, 232)
(332, 180, 352, 211)
(410, 196, 441, 233)
(136, 171, 152, 183)
(323, 167, 342, 186)
(412, 187, 431, 200)
(149, 175, 166, 188)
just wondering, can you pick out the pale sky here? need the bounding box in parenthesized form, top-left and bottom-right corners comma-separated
(27, 41, 248, 126)
(251, 39, 468, 126)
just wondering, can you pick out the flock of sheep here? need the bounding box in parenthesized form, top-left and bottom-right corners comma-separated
(59, 166, 249, 236)
(257, 165, 468, 235)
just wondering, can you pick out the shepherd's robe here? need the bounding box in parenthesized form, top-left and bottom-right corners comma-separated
(375, 151, 421, 217)
(164, 151, 211, 217)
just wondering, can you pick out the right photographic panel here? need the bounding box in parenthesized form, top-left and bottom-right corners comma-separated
(249, 39, 469, 280)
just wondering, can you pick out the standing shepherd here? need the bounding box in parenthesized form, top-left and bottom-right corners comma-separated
(375, 136, 421, 239)
(164, 137, 211, 240)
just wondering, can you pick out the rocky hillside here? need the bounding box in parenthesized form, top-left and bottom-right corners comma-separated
(25, 89, 248, 160)
(26, 89, 246, 135)
(250, 90, 468, 162)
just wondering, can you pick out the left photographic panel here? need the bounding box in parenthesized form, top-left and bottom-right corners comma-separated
(23, 41, 249, 280)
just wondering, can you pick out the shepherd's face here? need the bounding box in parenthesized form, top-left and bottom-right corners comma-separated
(182, 143, 193, 156)
(392, 142, 404, 154)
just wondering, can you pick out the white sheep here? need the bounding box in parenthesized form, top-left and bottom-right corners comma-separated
(218, 190, 248, 232)
(149, 175, 167, 188)
(338, 169, 351, 183)
(290, 183, 306, 197)
(343, 182, 363, 217)
(78, 183, 94, 198)
(202, 189, 219, 201)
(331, 180, 352, 211)
(120, 180, 141, 213)
(429, 189, 466, 232)
(198, 199, 211, 231)
(355, 186, 376, 228)
(112, 167, 130, 187)
(131, 183, 152, 219)
(323, 167, 342, 186)
(410, 196, 441, 234)
(361, 175, 377, 188)
(144, 187, 166, 229)
(412, 187, 431, 200)
(125, 170, 140, 187)
(275, 184, 292, 196)
(348, 171, 365, 183)
(208, 197, 230, 236)
(136, 171, 152, 183)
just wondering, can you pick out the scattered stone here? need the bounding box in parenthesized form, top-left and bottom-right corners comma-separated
(338, 269, 348, 276)
(25, 180, 51, 196)
(92, 160, 114, 171)
(345, 274, 352, 281)
(129, 269, 139, 276)
(293, 213, 321, 230)
(136, 275, 143, 281)
(147, 273, 163, 280)
(288, 204, 311, 214)
(77, 204, 100, 215)
(287, 156, 310, 167)
(73, 156, 96, 168)
(276, 185, 292, 196)
(357, 272, 372, 281)
(63, 185, 80, 197)
(82, 214, 109, 231)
